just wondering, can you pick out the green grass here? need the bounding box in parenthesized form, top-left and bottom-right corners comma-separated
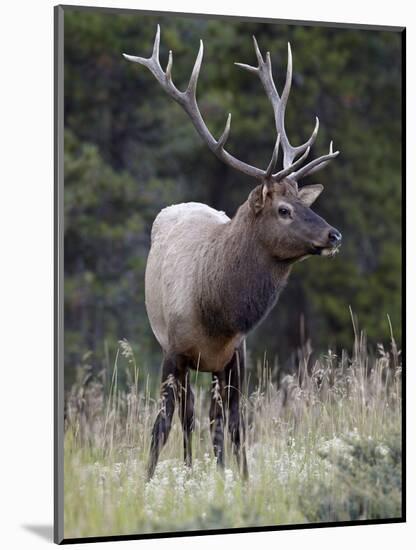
(63, 329, 402, 539)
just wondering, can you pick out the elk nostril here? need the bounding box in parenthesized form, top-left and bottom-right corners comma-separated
(328, 229, 342, 245)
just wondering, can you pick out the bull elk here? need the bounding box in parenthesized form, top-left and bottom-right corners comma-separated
(124, 26, 342, 480)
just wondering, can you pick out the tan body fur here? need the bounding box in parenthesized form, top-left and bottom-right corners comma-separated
(145, 202, 243, 372)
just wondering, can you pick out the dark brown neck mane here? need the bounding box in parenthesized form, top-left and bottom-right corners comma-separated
(198, 201, 292, 339)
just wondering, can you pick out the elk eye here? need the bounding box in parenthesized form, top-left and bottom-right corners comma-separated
(278, 206, 291, 218)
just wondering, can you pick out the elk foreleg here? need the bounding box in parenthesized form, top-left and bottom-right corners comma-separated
(226, 345, 249, 479)
(209, 372, 226, 469)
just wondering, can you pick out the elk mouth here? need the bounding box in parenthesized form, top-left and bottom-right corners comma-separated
(310, 244, 341, 257)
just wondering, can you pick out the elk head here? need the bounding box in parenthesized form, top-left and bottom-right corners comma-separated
(123, 26, 342, 263)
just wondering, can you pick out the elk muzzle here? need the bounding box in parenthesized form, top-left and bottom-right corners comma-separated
(311, 227, 342, 256)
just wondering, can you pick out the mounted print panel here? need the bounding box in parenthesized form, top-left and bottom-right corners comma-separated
(54, 4, 405, 544)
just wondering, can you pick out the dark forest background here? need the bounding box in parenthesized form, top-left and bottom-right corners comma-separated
(63, 8, 402, 389)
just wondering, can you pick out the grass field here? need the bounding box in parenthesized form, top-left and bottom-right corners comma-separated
(63, 322, 402, 539)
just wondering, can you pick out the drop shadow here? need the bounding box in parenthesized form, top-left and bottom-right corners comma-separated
(22, 524, 53, 542)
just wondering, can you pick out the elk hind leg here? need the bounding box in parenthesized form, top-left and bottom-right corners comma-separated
(178, 368, 195, 468)
(147, 355, 178, 480)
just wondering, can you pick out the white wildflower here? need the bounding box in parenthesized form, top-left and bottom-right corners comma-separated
(376, 444, 389, 457)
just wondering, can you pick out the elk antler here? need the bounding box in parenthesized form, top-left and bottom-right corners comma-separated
(124, 26, 339, 184)
(123, 25, 273, 181)
(235, 37, 339, 181)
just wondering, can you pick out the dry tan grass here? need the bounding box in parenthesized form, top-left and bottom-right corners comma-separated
(64, 323, 402, 539)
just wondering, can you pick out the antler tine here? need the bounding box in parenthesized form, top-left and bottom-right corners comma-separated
(265, 134, 281, 179)
(277, 44, 320, 169)
(123, 25, 181, 100)
(153, 24, 160, 59)
(187, 40, 203, 97)
(234, 62, 258, 75)
(290, 141, 340, 181)
(252, 35, 264, 65)
(217, 113, 232, 150)
(123, 25, 160, 72)
(166, 50, 173, 82)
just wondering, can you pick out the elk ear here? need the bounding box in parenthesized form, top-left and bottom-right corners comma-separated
(298, 184, 324, 207)
(249, 184, 269, 214)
